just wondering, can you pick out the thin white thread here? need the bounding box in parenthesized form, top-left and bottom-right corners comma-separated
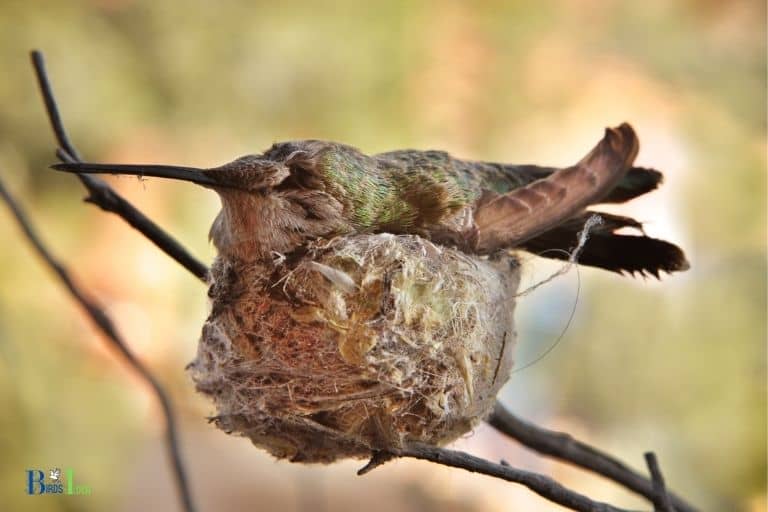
(511, 214, 603, 373)
(514, 214, 603, 298)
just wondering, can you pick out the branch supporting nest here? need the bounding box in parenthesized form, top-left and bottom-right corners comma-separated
(359, 443, 632, 512)
(488, 403, 696, 511)
(1, 49, 699, 512)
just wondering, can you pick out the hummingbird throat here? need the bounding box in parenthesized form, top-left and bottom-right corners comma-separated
(208, 188, 347, 262)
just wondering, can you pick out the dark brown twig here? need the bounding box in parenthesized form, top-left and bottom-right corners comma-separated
(357, 450, 397, 475)
(488, 402, 697, 512)
(28, 49, 197, 512)
(30, 50, 210, 282)
(360, 443, 633, 512)
(645, 452, 676, 512)
(0, 174, 195, 512)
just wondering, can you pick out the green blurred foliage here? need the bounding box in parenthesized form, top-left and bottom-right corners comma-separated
(0, 1, 764, 511)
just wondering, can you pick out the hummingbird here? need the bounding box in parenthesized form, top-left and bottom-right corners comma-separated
(53, 123, 688, 276)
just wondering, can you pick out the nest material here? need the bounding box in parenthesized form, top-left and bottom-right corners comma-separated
(189, 233, 520, 462)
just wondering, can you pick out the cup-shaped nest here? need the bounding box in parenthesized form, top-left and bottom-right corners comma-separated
(189, 233, 520, 462)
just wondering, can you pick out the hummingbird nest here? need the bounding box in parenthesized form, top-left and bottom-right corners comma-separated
(189, 233, 520, 462)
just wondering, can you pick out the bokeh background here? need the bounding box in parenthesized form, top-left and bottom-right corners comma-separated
(0, 1, 765, 510)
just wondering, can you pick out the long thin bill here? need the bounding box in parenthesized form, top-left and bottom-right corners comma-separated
(51, 162, 223, 188)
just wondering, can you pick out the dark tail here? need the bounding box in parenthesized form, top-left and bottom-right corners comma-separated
(522, 212, 689, 277)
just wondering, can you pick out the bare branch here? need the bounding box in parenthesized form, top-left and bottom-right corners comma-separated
(645, 452, 676, 512)
(360, 443, 634, 512)
(488, 402, 697, 512)
(30, 50, 210, 282)
(0, 174, 196, 512)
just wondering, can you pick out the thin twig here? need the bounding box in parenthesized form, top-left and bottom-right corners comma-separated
(488, 403, 697, 512)
(645, 452, 676, 512)
(357, 450, 396, 475)
(30, 50, 210, 282)
(360, 443, 633, 512)
(0, 174, 196, 512)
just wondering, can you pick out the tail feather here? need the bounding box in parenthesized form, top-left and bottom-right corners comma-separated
(521, 212, 690, 277)
(602, 167, 662, 203)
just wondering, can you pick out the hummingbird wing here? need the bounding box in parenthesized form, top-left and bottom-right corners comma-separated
(479, 164, 663, 204)
(473, 123, 639, 253)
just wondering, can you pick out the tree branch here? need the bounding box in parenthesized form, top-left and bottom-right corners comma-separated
(30, 50, 210, 282)
(0, 173, 196, 512)
(645, 452, 676, 512)
(360, 443, 634, 512)
(488, 402, 697, 512)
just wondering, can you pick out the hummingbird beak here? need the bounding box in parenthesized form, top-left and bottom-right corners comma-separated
(51, 162, 231, 189)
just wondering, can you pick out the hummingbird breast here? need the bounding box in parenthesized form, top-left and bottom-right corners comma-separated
(209, 187, 350, 261)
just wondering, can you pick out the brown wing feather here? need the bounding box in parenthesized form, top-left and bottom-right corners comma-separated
(473, 123, 639, 253)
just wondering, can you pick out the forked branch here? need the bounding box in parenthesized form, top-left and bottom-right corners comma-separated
(24, 50, 198, 512)
(359, 443, 633, 512)
(488, 402, 696, 512)
(31, 50, 209, 282)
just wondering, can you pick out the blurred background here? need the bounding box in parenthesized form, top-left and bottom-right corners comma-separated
(0, 1, 764, 510)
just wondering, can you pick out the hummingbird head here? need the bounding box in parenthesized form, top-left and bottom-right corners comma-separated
(51, 149, 306, 191)
(52, 141, 348, 262)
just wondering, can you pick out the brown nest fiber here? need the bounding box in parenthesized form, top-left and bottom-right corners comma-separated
(189, 234, 520, 462)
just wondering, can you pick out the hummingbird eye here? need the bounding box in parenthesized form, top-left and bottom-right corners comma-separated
(207, 155, 290, 191)
(262, 141, 304, 161)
